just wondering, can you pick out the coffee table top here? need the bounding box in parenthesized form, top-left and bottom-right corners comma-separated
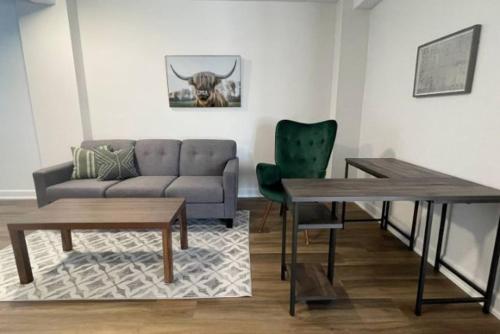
(7, 198, 185, 230)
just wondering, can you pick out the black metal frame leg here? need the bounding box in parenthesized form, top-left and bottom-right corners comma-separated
(381, 202, 391, 230)
(415, 201, 435, 316)
(385, 202, 391, 230)
(331, 202, 338, 220)
(281, 204, 287, 281)
(341, 202, 347, 227)
(289, 203, 299, 316)
(483, 216, 500, 314)
(279, 204, 285, 217)
(341, 162, 349, 226)
(380, 202, 387, 229)
(434, 203, 448, 271)
(327, 229, 337, 284)
(409, 201, 420, 250)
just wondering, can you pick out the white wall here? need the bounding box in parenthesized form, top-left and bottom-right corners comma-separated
(16, 0, 84, 166)
(75, 0, 337, 196)
(0, 0, 41, 197)
(359, 0, 500, 315)
(329, 0, 369, 178)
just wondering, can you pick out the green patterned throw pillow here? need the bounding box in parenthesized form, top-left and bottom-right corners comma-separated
(71, 145, 111, 179)
(93, 146, 139, 181)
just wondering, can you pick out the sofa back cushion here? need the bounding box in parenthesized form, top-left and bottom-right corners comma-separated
(135, 139, 181, 176)
(180, 140, 236, 176)
(81, 139, 136, 152)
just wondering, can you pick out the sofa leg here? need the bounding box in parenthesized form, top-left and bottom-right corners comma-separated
(223, 219, 234, 228)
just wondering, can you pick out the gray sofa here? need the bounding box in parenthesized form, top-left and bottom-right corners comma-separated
(33, 139, 238, 227)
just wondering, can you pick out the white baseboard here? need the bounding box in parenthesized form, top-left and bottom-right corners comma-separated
(0, 190, 36, 199)
(238, 188, 260, 198)
(357, 201, 500, 319)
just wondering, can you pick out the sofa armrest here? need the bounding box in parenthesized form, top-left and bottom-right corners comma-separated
(256, 163, 281, 187)
(223, 158, 239, 218)
(33, 161, 73, 207)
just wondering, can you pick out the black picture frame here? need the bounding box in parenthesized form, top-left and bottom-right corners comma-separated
(413, 24, 481, 98)
(165, 55, 242, 108)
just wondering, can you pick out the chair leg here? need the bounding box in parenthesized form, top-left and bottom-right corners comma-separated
(304, 230, 310, 245)
(258, 201, 273, 232)
(279, 203, 285, 217)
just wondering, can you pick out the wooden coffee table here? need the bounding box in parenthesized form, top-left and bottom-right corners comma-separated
(6, 198, 188, 284)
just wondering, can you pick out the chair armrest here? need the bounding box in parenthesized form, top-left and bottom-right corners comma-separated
(33, 161, 73, 207)
(223, 158, 239, 218)
(256, 163, 281, 187)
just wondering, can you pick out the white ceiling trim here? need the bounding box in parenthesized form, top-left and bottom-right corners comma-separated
(28, 0, 56, 5)
(196, 0, 338, 3)
(353, 0, 382, 10)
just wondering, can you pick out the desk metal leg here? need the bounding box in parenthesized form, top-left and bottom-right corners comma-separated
(289, 203, 299, 316)
(483, 216, 500, 314)
(409, 201, 419, 250)
(281, 204, 287, 281)
(415, 201, 435, 316)
(341, 162, 349, 226)
(331, 202, 338, 220)
(341, 202, 347, 227)
(434, 203, 448, 271)
(381, 202, 390, 230)
(385, 202, 391, 230)
(380, 202, 387, 230)
(327, 229, 337, 284)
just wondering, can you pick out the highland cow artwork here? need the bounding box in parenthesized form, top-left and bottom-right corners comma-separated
(166, 55, 241, 108)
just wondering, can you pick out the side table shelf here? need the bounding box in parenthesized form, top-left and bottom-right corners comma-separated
(286, 202, 344, 315)
(287, 263, 337, 302)
(297, 202, 343, 230)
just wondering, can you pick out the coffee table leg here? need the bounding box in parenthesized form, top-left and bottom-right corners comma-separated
(61, 229, 73, 252)
(180, 203, 188, 250)
(162, 225, 174, 283)
(8, 228, 33, 284)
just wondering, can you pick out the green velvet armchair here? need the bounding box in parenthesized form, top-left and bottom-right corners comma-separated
(256, 119, 338, 237)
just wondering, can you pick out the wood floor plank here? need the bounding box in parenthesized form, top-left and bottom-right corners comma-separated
(0, 198, 498, 333)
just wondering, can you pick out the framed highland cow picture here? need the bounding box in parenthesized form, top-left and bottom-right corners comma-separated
(166, 55, 241, 108)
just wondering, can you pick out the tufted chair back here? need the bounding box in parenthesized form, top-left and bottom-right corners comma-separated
(275, 120, 337, 179)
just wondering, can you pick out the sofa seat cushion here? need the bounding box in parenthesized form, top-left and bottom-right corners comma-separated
(47, 179, 119, 201)
(165, 176, 223, 203)
(105, 176, 176, 198)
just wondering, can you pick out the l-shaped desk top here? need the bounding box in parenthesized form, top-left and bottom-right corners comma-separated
(282, 158, 500, 204)
(345, 158, 452, 179)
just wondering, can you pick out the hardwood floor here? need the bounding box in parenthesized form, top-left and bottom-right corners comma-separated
(0, 199, 498, 333)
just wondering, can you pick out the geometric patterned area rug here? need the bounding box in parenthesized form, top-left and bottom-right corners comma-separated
(0, 210, 251, 301)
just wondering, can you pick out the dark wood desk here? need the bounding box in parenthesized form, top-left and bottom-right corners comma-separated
(346, 158, 452, 179)
(344, 158, 460, 249)
(282, 160, 500, 316)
